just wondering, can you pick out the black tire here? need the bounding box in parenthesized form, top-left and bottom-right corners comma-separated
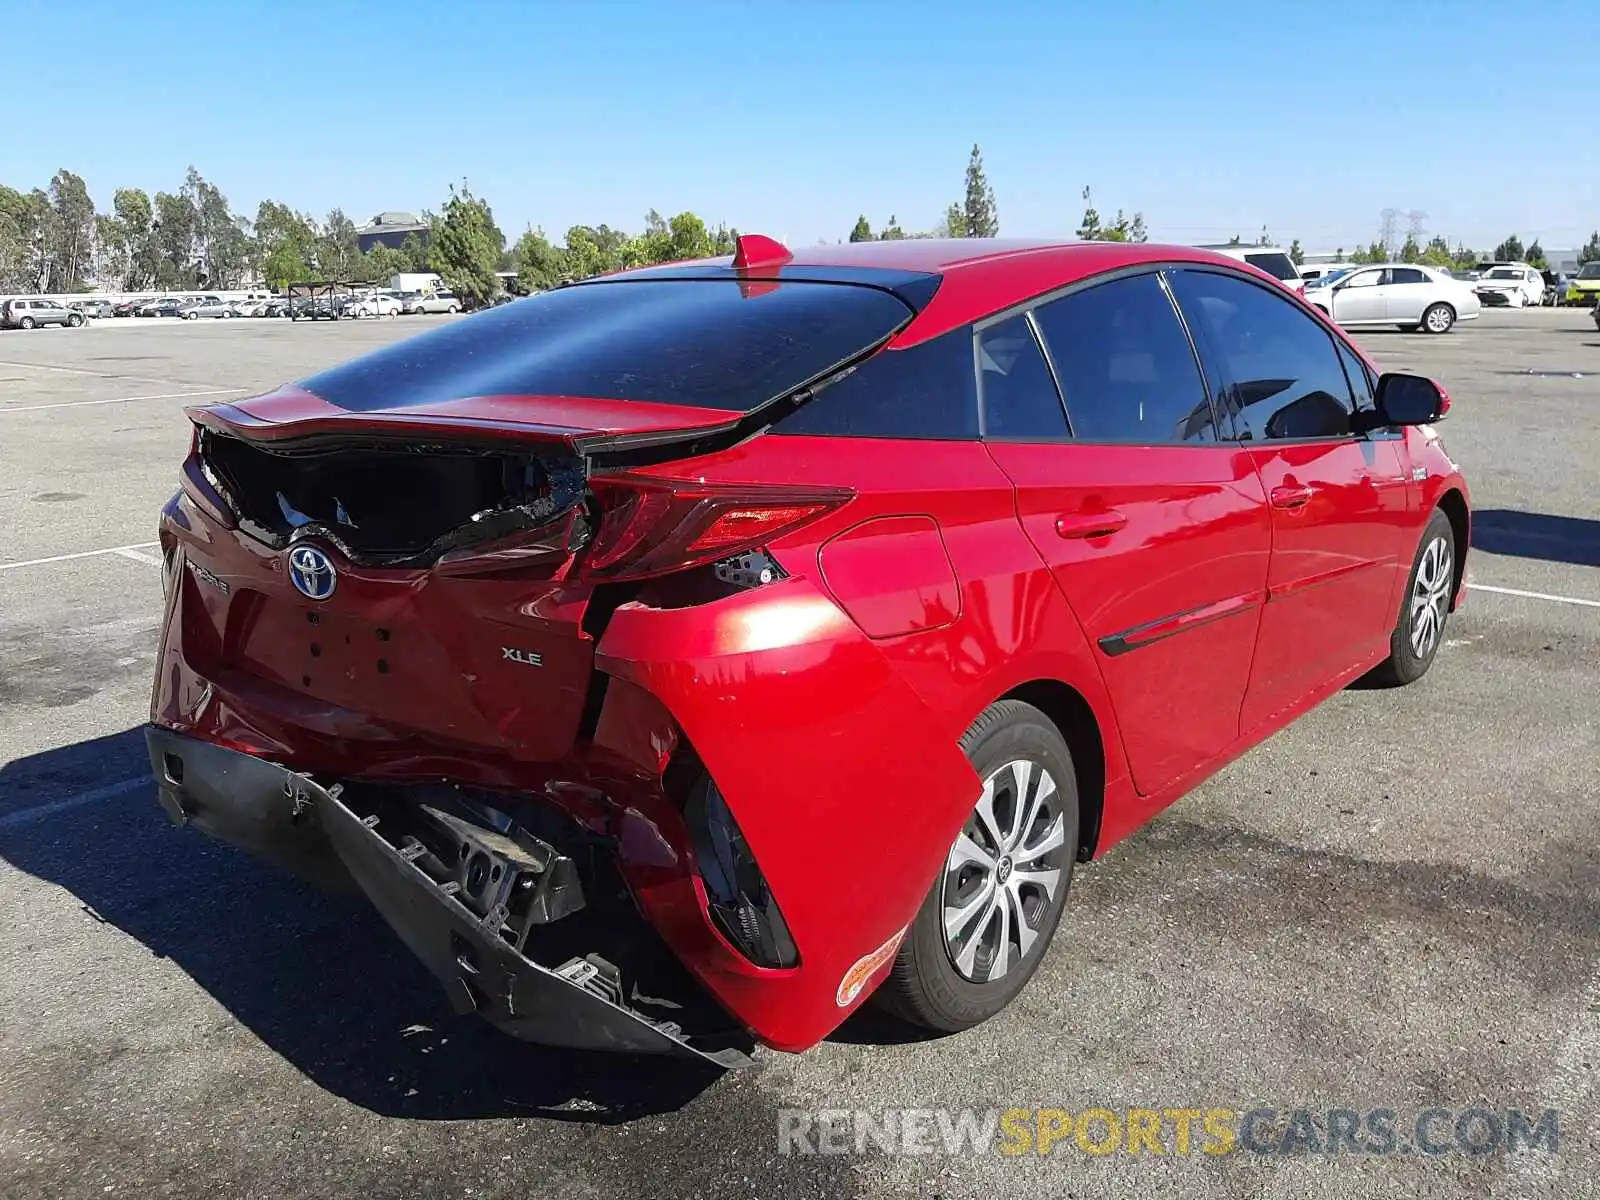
(18, 316, 35, 330)
(446, 304, 459, 314)
(1421, 302, 1455, 334)
(1397, 324, 1420, 333)
(876, 699, 1078, 1033)
(67, 313, 84, 327)
(1369, 508, 1456, 686)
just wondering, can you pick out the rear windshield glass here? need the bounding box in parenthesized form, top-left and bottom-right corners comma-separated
(301, 279, 914, 414)
(1243, 252, 1300, 281)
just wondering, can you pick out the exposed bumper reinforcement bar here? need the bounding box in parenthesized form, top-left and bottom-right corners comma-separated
(146, 725, 753, 1068)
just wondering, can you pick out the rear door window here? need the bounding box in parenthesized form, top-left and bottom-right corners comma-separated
(977, 315, 1069, 439)
(301, 279, 916, 414)
(774, 326, 979, 438)
(1169, 270, 1356, 442)
(1030, 272, 1220, 443)
(1390, 268, 1427, 285)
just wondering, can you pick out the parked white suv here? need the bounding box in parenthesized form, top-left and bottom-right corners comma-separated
(1201, 244, 1306, 295)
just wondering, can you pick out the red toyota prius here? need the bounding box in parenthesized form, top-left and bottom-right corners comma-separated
(147, 236, 1469, 1066)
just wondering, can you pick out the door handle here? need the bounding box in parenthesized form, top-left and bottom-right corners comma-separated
(1270, 484, 1314, 509)
(1054, 510, 1127, 539)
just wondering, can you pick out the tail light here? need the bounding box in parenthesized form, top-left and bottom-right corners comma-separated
(178, 427, 236, 528)
(581, 473, 852, 582)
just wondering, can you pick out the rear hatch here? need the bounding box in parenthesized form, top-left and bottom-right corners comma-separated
(178, 273, 927, 761)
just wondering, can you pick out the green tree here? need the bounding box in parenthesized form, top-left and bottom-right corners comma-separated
(877, 214, 907, 240)
(1256, 225, 1272, 247)
(1579, 233, 1600, 265)
(1419, 237, 1454, 270)
(398, 233, 431, 272)
(849, 215, 873, 243)
(428, 181, 505, 306)
(942, 202, 968, 238)
(153, 189, 197, 288)
(1493, 234, 1525, 262)
(962, 144, 998, 237)
(0, 185, 30, 292)
(514, 227, 566, 291)
(1400, 235, 1421, 263)
(183, 167, 250, 288)
(1288, 239, 1304, 266)
(1526, 240, 1548, 268)
(317, 208, 361, 280)
(1334, 247, 1344, 263)
(1451, 242, 1478, 272)
(666, 212, 713, 261)
(114, 188, 159, 289)
(1076, 187, 1102, 240)
(261, 243, 310, 290)
(1227, 233, 1242, 247)
(360, 243, 411, 287)
(45, 170, 95, 292)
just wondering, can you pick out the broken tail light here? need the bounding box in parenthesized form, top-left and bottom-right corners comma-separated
(581, 474, 852, 582)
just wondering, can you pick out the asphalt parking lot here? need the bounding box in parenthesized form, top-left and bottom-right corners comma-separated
(1, 309, 1597, 1200)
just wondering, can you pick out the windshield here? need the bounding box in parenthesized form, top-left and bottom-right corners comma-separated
(1579, 264, 1600, 280)
(1486, 268, 1520, 280)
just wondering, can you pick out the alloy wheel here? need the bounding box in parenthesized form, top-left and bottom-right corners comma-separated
(1410, 535, 1453, 657)
(942, 758, 1067, 984)
(1426, 305, 1453, 333)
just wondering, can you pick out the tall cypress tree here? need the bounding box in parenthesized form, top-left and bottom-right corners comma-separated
(962, 144, 998, 238)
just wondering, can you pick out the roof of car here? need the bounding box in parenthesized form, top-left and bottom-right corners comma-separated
(615, 237, 1259, 345)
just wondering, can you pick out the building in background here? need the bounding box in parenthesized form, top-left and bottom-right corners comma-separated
(357, 211, 431, 254)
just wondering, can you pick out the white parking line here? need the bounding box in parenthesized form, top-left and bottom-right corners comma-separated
(114, 547, 164, 566)
(0, 775, 151, 831)
(1468, 583, 1600, 610)
(0, 542, 161, 572)
(0, 386, 242, 414)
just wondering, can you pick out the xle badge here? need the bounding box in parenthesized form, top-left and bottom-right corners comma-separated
(502, 647, 543, 668)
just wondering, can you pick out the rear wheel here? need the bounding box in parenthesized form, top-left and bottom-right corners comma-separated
(18, 316, 35, 330)
(877, 699, 1077, 1033)
(1422, 303, 1455, 334)
(1370, 508, 1455, 686)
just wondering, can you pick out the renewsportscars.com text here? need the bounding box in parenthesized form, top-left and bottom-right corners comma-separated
(778, 1106, 1560, 1158)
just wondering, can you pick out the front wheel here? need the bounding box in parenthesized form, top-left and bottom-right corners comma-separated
(67, 313, 84, 327)
(876, 699, 1077, 1033)
(1422, 303, 1455, 334)
(185, 311, 198, 320)
(1370, 508, 1456, 686)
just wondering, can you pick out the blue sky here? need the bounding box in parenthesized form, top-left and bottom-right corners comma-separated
(7, 0, 1598, 252)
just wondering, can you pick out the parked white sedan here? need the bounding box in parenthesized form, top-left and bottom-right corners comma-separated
(1305, 264, 1480, 334)
(350, 292, 404, 317)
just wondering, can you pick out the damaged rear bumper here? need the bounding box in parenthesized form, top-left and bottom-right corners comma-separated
(146, 725, 753, 1068)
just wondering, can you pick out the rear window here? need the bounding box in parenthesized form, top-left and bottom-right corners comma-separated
(302, 279, 914, 414)
(1243, 252, 1301, 282)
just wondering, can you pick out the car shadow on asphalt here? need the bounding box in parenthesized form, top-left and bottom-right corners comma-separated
(1470, 509, 1600, 569)
(0, 727, 724, 1124)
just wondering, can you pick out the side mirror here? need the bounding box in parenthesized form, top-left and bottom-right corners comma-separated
(1373, 372, 1450, 426)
